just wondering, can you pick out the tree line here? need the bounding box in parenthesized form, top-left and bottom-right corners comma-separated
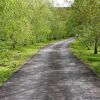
(67, 0, 100, 54)
(0, 0, 68, 50)
(0, 0, 99, 54)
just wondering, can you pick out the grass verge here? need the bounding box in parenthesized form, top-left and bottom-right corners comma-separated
(70, 40, 100, 77)
(0, 40, 60, 86)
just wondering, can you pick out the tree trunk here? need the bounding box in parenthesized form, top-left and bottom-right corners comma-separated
(94, 38, 98, 54)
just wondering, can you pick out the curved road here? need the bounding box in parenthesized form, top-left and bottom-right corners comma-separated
(0, 38, 100, 100)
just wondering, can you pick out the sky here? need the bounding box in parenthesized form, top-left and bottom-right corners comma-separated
(54, 0, 74, 7)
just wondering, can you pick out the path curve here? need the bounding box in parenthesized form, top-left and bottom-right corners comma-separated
(0, 38, 100, 100)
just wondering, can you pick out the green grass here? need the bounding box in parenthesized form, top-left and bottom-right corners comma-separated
(0, 40, 60, 86)
(70, 40, 100, 77)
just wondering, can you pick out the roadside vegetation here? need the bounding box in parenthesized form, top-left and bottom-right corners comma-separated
(69, 0, 100, 77)
(0, 0, 71, 85)
(70, 41, 100, 77)
(0, 40, 61, 86)
(0, 0, 100, 85)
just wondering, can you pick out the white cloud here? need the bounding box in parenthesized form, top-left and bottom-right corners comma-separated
(54, 0, 74, 7)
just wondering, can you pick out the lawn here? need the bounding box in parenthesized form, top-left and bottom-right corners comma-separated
(70, 40, 100, 77)
(0, 40, 59, 86)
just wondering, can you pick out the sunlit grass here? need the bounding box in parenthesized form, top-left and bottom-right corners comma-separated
(0, 40, 61, 86)
(70, 41, 100, 77)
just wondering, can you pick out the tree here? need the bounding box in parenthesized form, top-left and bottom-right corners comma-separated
(0, 0, 69, 49)
(68, 0, 100, 54)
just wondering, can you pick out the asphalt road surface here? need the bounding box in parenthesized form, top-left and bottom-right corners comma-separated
(0, 38, 100, 100)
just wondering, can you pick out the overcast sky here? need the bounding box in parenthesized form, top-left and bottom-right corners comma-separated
(54, 0, 74, 7)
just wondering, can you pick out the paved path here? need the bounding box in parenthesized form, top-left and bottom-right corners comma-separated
(0, 38, 100, 100)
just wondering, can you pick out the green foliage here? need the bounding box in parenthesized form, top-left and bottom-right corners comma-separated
(0, 0, 69, 85)
(70, 41, 100, 77)
(1, 0, 99, 84)
(0, 0, 68, 49)
(67, 0, 100, 76)
(0, 40, 61, 85)
(67, 0, 100, 54)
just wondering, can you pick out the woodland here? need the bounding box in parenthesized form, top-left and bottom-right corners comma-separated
(0, 0, 100, 85)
